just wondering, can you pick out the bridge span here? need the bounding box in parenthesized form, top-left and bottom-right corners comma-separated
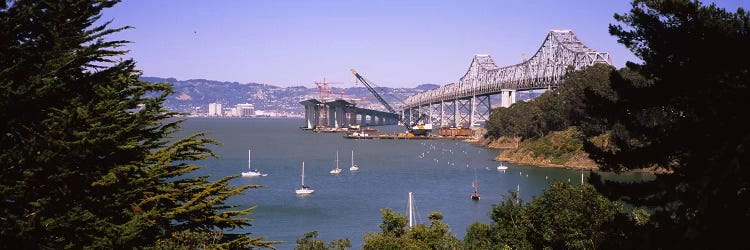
(400, 30, 612, 128)
(300, 98, 398, 130)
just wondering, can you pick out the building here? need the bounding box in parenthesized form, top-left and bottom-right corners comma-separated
(224, 107, 238, 117)
(236, 103, 255, 117)
(208, 102, 222, 116)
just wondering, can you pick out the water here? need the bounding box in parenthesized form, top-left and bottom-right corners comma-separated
(173, 118, 617, 248)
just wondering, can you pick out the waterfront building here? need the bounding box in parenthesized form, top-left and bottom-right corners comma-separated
(236, 103, 255, 117)
(208, 102, 222, 116)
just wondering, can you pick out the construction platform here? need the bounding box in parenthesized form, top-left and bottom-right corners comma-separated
(343, 132, 472, 140)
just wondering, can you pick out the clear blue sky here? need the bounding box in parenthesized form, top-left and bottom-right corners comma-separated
(101, 0, 748, 88)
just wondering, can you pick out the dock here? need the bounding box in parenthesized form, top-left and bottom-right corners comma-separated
(343, 133, 472, 140)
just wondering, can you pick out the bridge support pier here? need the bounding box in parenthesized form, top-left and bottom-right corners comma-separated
(431, 103, 442, 127)
(501, 89, 517, 108)
(331, 106, 337, 128)
(456, 98, 472, 127)
(475, 94, 491, 124)
(303, 102, 319, 129)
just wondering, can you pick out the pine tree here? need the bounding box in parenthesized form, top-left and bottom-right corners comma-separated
(581, 0, 750, 248)
(0, 1, 274, 248)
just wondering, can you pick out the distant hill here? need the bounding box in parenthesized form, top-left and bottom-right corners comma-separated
(141, 77, 437, 114)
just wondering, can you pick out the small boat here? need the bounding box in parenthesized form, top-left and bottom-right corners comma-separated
(349, 149, 359, 172)
(471, 172, 480, 201)
(295, 162, 314, 195)
(497, 162, 508, 172)
(241, 149, 266, 177)
(330, 150, 342, 174)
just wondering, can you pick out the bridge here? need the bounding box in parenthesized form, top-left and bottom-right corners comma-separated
(400, 30, 612, 128)
(300, 98, 398, 129)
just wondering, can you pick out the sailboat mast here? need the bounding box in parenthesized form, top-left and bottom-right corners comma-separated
(248, 149, 251, 169)
(351, 150, 354, 165)
(408, 192, 414, 228)
(474, 169, 478, 192)
(301, 162, 305, 186)
(516, 184, 520, 205)
(336, 150, 339, 169)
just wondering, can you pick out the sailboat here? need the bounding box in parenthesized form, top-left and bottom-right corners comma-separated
(497, 162, 508, 172)
(241, 149, 266, 177)
(471, 171, 480, 200)
(330, 150, 342, 174)
(408, 192, 415, 228)
(349, 149, 359, 172)
(295, 162, 314, 195)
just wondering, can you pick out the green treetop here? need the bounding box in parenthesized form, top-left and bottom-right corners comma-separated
(580, 0, 750, 248)
(0, 1, 273, 248)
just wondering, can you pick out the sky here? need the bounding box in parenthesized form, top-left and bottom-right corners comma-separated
(101, 0, 748, 88)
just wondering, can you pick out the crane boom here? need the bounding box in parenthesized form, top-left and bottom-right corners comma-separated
(349, 68, 432, 136)
(350, 69, 398, 115)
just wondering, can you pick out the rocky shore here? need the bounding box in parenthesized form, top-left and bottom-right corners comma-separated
(473, 136, 599, 170)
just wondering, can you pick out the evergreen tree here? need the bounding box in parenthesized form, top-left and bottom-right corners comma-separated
(362, 209, 461, 250)
(464, 183, 630, 250)
(581, 0, 750, 248)
(294, 231, 351, 250)
(0, 1, 273, 248)
(486, 190, 531, 250)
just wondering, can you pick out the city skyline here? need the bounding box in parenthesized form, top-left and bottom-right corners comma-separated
(101, 0, 747, 88)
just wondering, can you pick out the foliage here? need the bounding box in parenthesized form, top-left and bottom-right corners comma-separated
(526, 182, 626, 249)
(0, 1, 273, 248)
(377, 208, 408, 237)
(363, 209, 461, 250)
(505, 127, 586, 165)
(485, 101, 545, 140)
(294, 231, 351, 250)
(485, 63, 616, 141)
(580, 0, 750, 248)
(486, 190, 531, 250)
(465, 183, 632, 250)
(463, 222, 493, 250)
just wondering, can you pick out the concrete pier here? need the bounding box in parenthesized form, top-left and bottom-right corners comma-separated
(300, 98, 398, 129)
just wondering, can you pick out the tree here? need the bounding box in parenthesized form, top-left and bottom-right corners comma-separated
(406, 212, 461, 250)
(526, 182, 626, 249)
(581, 0, 750, 248)
(485, 101, 545, 140)
(295, 231, 351, 250)
(463, 222, 493, 250)
(485, 63, 616, 142)
(363, 209, 461, 250)
(465, 184, 630, 249)
(486, 190, 532, 250)
(0, 1, 273, 248)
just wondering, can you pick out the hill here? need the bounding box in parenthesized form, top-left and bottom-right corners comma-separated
(140, 77, 440, 115)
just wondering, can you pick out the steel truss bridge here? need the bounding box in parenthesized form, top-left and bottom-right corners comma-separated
(400, 30, 612, 128)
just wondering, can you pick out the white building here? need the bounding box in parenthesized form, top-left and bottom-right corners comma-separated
(208, 103, 222, 116)
(236, 103, 255, 117)
(224, 107, 238, 117)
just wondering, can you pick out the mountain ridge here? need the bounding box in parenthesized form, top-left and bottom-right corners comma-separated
(141, 76, 440, 115)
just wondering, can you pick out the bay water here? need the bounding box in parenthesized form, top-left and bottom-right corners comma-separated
(173, 118, 648, 248)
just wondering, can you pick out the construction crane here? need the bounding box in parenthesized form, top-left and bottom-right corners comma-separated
(350, 68, 432, 135)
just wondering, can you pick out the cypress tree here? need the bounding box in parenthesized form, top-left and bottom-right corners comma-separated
(0, 1, 273, 248)
(581, 0, 750, 248)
